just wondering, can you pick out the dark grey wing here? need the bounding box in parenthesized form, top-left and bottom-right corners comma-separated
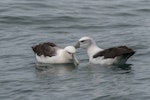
(32, 42, 59, 57)
(116, 46, 135, 59)
(93, 46, 135, 59)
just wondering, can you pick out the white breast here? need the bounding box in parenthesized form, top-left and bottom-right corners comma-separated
(90, 56, 117, 65)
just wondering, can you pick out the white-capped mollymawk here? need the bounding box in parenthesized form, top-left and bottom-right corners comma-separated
(32, 42, 79, 66)
(75, 37, 135, 65)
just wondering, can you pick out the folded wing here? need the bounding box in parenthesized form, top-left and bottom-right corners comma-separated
(32, 42, 59, 57)
(93, 46, 135, 59)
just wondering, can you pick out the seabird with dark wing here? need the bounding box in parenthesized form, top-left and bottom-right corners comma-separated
(32, 42, 79, 66)
(75, 37, 135, 65)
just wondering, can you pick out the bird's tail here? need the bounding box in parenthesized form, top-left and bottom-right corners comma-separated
(115, 52, 135, 65)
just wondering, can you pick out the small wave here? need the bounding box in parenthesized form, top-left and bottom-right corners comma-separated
(0, 15, 33, 25)
(134, 8, 150, 12)
(50, 15, 90, 22)
(107, 12, 138, 17)
(12, 2, 52, 9)
(92, 92, 146, 100)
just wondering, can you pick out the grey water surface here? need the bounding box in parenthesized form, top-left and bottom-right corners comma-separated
(0, 0, 150, 100)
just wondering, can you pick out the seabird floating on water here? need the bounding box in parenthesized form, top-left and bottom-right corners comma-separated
(32, 42, 79, 66)
(75, 37, 135, 65)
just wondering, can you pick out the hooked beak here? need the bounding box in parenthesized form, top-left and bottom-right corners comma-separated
(72, 54, 79, 66)
(74, 41, 80, 49)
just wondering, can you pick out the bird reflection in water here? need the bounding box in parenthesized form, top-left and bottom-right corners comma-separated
(35, 63, 77, 78)
(110, 64, 133, 74)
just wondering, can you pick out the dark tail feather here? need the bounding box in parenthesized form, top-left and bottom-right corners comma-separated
(32, 46, 36, 53)
(115, 51, 135, 65)
(123, 51, 135, 59)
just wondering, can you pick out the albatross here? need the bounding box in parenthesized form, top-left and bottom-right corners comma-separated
(32, 42, 79, 66)
(75, 37, 135, 65)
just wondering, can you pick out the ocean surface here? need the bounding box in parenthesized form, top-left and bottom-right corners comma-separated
(0, 0, 150, 100)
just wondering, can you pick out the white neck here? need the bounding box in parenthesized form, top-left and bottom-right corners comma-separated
(87, 44, 103, 59)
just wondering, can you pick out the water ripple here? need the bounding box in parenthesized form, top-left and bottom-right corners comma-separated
(0, 0, 150, 100)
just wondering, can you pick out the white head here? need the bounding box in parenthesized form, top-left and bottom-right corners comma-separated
(75, 37, 96, 49)
(64, 46, 79, 66)
(64, 46, 76, 54)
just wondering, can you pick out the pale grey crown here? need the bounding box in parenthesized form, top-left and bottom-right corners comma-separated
(78, 37, 95, 49)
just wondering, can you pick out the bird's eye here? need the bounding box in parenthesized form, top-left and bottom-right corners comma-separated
(80, 40, 85, 42)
